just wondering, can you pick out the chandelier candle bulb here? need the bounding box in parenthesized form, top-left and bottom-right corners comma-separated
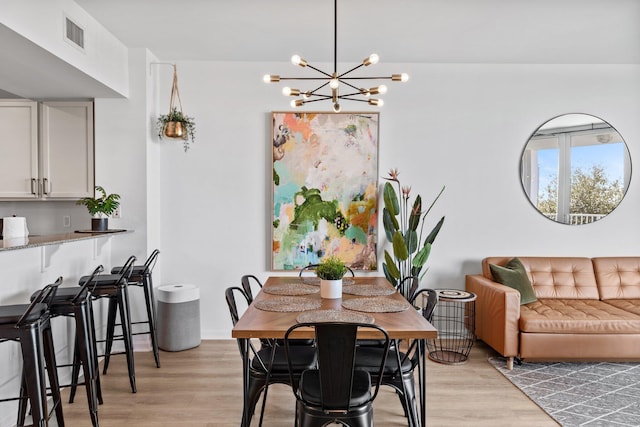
(263, 74, 280, 83)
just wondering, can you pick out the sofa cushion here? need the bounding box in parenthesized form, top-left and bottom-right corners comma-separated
(483, 257, 599, 299)
(520, 299, 640, 334)
(603, 300, 640, 316)
(489, 258, 537, 304)
(592, 257, 640, 300)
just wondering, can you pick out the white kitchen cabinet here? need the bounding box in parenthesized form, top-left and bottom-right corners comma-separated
(39, 101, 94, 199)
(0, 100, 39, 198)
(0, 100, 94, 200)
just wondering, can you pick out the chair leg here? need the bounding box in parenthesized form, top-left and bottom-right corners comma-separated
(20, 327, 48, 427)
(118, 285, 137, 393)
(87, 298, 103, 405)
(43, 322, 65, 427)
(16, 371, 28, 427)
(103, 297, 119, 375)
(69, 336, 80, 403)
(143, 276, 161, 368)
(75, 303, 100, 426)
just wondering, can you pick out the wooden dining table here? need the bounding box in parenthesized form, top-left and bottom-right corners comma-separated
(231, 276, 438, 427)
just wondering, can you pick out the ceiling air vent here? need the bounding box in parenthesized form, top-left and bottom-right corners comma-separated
(65, 17, 85, 50)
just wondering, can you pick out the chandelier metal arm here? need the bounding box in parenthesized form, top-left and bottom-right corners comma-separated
(337, 63, 365, 78)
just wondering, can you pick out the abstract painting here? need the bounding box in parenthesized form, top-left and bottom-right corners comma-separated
(271, 112, 379, 271)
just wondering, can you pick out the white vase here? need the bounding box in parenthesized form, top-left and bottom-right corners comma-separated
(320, 279, 343, 299)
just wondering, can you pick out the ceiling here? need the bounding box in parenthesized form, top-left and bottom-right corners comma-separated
(2, 0, 638, 99)
(75, 0, 640, 64)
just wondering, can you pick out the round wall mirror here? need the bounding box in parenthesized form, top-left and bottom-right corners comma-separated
(520, 113, 631, 225)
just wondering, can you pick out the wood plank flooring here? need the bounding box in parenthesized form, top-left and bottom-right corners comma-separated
(60, 340, 559, 426)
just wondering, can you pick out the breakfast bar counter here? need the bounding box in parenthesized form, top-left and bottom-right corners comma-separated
(0, 229, 129, 251)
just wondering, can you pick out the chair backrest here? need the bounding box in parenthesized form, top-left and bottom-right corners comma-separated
(141, 249, 160, 275)
(16, 276, 63, 327)
(73, 265, 105, 304)
(225, 286, 246, 327)
(116, 255, 137, 284)
(298, 264, 356, 278)
(398, 276, 419, 301)
(240, 275, 263, 304)
(412, 288, 438, 322)
(285, 322, 389, 412)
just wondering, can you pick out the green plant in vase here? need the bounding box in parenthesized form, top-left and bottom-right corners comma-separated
(316, 256, 348, 280)
(382, 169, 445, 299)
(77, 186, 121, 231)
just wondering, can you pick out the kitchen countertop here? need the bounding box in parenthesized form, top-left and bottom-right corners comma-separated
(0, 230, 130, 251)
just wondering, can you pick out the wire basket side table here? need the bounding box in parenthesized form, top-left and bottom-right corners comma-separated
(426, 289, 477, 365)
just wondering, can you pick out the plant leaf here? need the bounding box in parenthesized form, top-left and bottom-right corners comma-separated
(423, 216, 445, 246)
(382, 263, 398, 286)
(408, 195, 421, 231)
(412, 242, 432, 269)
(392, 231, 409, 261)
(405, 229, 418, 254)
(384, 251, 400, 280)
(382, 208, 398, 242)
(383, 182, 399, 215)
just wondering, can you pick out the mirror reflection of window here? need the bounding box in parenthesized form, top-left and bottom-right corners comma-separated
(521, 114, 631, 225)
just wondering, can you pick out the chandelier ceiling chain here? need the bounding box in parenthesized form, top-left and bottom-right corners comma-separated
(263, 0, 409, 112)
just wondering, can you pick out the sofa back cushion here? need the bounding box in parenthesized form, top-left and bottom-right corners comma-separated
(482, 257, 599, 299)
(592, 257, 640, 300)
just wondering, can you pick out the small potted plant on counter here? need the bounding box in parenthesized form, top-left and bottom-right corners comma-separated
(77, 186, 121, 231)
(316, 255, 348, 299)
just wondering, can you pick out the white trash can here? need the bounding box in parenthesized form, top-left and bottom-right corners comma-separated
(156, 284, 201, 351)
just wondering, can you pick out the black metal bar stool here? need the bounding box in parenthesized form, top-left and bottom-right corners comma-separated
(78, 255, 137, 393)
(110, 249, 161, 368)
(0, 278, 64, 427)
(21, 266, 105, 427)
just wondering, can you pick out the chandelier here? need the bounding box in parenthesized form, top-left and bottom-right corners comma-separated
(263, 0, 409, 112)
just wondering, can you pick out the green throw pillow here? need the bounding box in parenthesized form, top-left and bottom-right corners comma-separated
(489, 258, 537, 305)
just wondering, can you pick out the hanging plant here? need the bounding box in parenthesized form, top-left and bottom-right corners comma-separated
(156, 64, 196, 151)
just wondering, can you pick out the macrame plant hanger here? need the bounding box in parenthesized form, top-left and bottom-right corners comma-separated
(163, 64, 186, 139)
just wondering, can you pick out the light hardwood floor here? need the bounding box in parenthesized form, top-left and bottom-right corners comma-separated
(60, 340, 559, 427)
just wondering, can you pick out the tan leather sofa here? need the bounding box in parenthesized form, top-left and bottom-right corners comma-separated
(466, 257, 640, 369)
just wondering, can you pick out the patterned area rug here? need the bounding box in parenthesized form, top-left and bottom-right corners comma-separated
(489, 357, 640, 426)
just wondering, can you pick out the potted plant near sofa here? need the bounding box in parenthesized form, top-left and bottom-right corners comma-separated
(316, 256, 348, 299)
(77, 186, 120, 231)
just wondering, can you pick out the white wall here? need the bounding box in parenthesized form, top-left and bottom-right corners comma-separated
(155, 61, 640, 338)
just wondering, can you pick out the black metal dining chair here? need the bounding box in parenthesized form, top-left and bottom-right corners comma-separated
(78, 255, 137, 393)
(110, 249, 161, 368)
(225, 286, 316, 427)
(354, 288, 438, 427)
(396, 275, 420, 302)
(0, 277, 63, 427)
(20, 266, 104, 427)
(298, 263, 355, 279)
(240, 274, 263, 304)
(285, 322, 390, 427)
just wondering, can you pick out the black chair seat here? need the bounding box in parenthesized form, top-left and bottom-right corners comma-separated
(111, 265, 147, 283)
(299, 369, 372, 407)
(251, 346, 316, 373)
(79, 274, 124, 287)
(31, 286, 89, 302)
(356, 346, 412, 374)
(0, 303, 47, 324)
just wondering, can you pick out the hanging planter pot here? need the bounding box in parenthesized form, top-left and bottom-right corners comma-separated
(156, 64, 196, 151)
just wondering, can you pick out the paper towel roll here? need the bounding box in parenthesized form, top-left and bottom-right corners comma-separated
(2, 217, 29, 239)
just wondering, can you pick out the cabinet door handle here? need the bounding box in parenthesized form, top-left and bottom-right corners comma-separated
(43, 178, 49, 195)
(31, 178, 37, 195)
